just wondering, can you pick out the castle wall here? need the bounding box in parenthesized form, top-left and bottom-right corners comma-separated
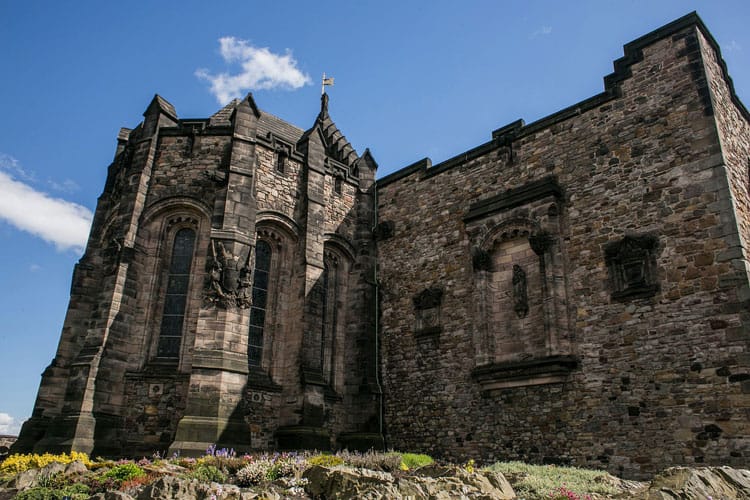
(377, 21, 750, 479)
(699, 30, 750, 288)
(14, 12, 747, 479)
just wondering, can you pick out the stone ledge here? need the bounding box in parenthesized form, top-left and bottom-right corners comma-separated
(192, 349, 249, 375)
(246, 369, 283, 393)
(611, 283, 659, 301)
(415, 326, 442, 339)
(471, 355, 578, 390)
(464, 176, 563, 222)
(276, 425, 330, 450)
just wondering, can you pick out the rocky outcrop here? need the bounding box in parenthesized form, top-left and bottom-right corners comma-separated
(303, 464, 516, 499)
(630, 467, 750, 499)
(2, 462, 749, 499)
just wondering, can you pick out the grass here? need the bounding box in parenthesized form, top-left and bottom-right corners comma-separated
(483, 461, 620, 499)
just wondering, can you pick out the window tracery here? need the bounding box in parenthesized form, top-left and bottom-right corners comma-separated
(157, 227, 196, 358)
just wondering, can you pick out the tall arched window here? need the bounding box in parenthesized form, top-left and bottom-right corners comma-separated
(248, 240, 272, 367)
(321, 255, 340, 385)
(157, 227, 196, 358)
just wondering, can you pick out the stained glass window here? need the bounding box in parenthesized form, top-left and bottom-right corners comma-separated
(248, 240, 272, 367)
(157, 228, 196, 358)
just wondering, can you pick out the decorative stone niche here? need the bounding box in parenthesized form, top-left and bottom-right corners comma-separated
(604, 234, 659, 301)
(413, 286, 443, 338)
(464, 177, 576, 389)
(373, 220, 395, 241)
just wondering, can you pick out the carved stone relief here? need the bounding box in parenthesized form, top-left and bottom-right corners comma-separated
(512, 264, 529, 319)
(604, 234, 659, 300)
(413, 286, 443, 336)
(205, 239, 253, 309)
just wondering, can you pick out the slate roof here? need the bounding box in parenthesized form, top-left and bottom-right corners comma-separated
(208, 99, 240, 127)
(208, 99, 305, 145)
(258, 111, 305, 144)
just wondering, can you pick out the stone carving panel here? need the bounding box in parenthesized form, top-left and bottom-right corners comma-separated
(205, 239, 253, 309)
(605, 234, 659, 300)
(413, 286, 443, 337)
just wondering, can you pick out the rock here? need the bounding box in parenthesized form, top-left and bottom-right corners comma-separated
(0, 489, 18, 500)
(634, 466, 750, 499)
(9, 468, 39, 490)
(39, 461, 66, 477)
(304, 465, 401, 499)
(400, 468, 515, 499)
(303, 464, 516, 499)
(91, 491, 137, 500)
(144, 463, 187, 475)
(65, 459, 89, 475)
(136, 476, 243, 499)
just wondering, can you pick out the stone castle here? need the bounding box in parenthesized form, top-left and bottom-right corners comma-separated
(13, 12, 750, 478)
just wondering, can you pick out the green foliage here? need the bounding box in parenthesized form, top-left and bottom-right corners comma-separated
(399, 453, 434, 470)
(483, 461, 618, 500)
(337, 450, 403, 471)
(15, 483, 90, 500)
(307, 454, 344, 468)
(102, 462, 146, 482)
(234, 453, 304, 485)
(186, 463, 227, 483)
(201, 454, 247, 474)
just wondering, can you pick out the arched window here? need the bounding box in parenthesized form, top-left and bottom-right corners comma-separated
(321, 253, 344, 386)
(157, 228, 196, 358)
(276, 150, 286, 174)
(248, 240, 272, 367)
(334, 176, 343, 195)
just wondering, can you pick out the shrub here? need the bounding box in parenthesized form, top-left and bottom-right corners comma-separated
(186, 463, 227, 483)
(82, 475, 119, 495)
(235, 455, 301, 486)
(201, 454, 248, 474)
(172, 457, 197, 469)
(307, 454, 344, 468)
(400, 453, 434, 470)
(120, 472, 160, 491)
(483, 461, 618, 499)
(15, 483, 90, 500)
(102, 462, 146, 482)
(337, 450, 402, 471)
(0, 451, 93, 474)
(549, 485, 592, 500)
(235, 460, 270, 486)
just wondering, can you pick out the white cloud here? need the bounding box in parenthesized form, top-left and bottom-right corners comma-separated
(30, 264, 41, 272)
(0, 157, 92, 252)
(530, 26, 553, 38)
(47, 178, 80, 193)
(0, 153, 35, 182)
(196, 37, 312, 104)
(725, 40, 742, 52)
(0, 412, 21, 436)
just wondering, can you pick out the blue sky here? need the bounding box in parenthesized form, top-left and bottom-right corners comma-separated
(0, 1, 748, 435)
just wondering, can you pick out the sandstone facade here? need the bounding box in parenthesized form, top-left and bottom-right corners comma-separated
(12, 12, 750, 479)
(377, 13, 750, 479)
(13, 92, 381, 457)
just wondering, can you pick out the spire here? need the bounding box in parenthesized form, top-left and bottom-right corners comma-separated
(320, 92, 329, 119)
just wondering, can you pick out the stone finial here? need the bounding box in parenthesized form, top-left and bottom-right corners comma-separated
(321, 92, 329, 118)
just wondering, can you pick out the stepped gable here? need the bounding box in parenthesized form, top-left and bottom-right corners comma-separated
(301, 93, 359, 165)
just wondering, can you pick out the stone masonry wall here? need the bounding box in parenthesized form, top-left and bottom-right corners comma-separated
(699, 30, 750, 287)
(377, 21, 750, 479)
